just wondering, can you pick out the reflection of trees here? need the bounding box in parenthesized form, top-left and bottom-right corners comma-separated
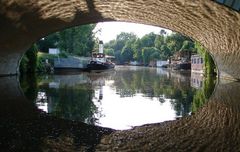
(44, 84, 98, 125)
(21, 74, 99, 125)
(20, 74, 39, 102)
(169, 90, 193, 116)
(192, 76, 216, 112)
(113, 68, 195, 116)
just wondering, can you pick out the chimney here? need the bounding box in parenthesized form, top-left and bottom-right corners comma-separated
(99, 40, 103, 53)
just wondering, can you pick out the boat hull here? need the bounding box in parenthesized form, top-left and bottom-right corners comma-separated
(86, 61, 115, 71)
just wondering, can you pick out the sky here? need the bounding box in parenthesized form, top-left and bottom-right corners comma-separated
(93, 22, 172, 43)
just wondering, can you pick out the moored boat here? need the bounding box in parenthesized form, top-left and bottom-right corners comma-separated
(86, 41, 115, 72)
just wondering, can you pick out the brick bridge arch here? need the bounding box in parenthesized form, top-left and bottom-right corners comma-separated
(0, 0, 240, 80)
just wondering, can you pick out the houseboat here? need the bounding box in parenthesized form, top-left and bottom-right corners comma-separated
(170, 50, 191, 70)
(86, 41, 115, 71)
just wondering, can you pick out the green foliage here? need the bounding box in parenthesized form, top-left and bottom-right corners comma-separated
(20, 44, 38, 74)
(58, 25, 95, 56)
(192, 90, 205, 113)
(26, 44, 38, 73)
(133, 39, 143, 62)
(121, 40, 135, 62)
(140, 32, 157, 47)
(195, 42, 216, 75)
(47, 85, 96, 122)
(19, 55, 29, 74)
(165, 33, 192, 52)
(204, 52, 216, 75)
(37, 34, 59, 52)
(104, 48, 114, 56)
(114, 50, 124, 64)
(20, 75, 97, 123)
(192, 76, 216, 112)
(154, 35, 164, 50)
(37, 52, 58, 73)
(113, 67, 194, 116)
(104, 31, 196, 65)
(37, 24, 96, 57)
(20, 74, 38, 101)
(142, 47, 159, 65)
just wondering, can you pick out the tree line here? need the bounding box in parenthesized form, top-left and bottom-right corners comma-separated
(20, 24, 216, 75)
(37, 24, 96, 56)
(20, 24, 96, 74)
(103, 31, 196, 65)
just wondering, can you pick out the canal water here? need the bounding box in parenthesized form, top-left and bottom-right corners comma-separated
(21, 66, 216, 130)
(3, 66, 240, 151)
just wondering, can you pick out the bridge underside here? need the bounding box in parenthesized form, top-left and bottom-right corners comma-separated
(0, 0, 240, 79)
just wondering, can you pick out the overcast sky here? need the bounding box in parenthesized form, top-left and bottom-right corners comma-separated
(93, 22, 172, 43)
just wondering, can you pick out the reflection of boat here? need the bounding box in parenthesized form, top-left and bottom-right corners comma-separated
(86, 41, 115, 72)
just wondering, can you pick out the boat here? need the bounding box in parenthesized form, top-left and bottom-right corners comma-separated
(170, 51, 191, 70)
(86, 53, 115, 71)
(174, 61, 191, 70)
(86, 41, 115, 72)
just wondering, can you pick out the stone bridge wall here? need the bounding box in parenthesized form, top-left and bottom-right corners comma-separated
(0, 0, 240, 80)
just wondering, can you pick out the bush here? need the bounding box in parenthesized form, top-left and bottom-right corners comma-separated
(20, 44, 38, 74)
(37, 52, 58, 73)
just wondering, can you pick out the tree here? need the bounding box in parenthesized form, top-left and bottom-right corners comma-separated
(159, 45, 171, 60)
(103, 31, 198, 65)
(37, 34, 59, 52)
(133, 38, 143, 62)
(20, 44, 38, 74)
(37, 24, 96, 57)
(104, 48, 114, 56)
(114, 32, 137, 51)
(121, 40, 134, 62)
(58, 24, 96, 56)
(165, 33, 192, 54)
(154, 34, 165, 50)
(195, 42, 216, 75)
(114, 50, 123, 64)
(180, 40, 195, 52)
(142, 47, 156, 65)
(141, 32, 157, 47)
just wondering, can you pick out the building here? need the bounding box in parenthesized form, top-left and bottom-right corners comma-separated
(191, 72, 203, 89)
(49, 48, 60, 55)
(191, 55, 204, 73)
(156, 60, 169, 68)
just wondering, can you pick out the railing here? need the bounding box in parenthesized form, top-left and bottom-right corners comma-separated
(54, 56, 91, 69)
(214, 0, 240, 11)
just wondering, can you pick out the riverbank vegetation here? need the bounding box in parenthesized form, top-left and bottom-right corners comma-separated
(37, 24, 96, 56)
(20, 24, 96, 74)
(103, 31, 196, 65)
(192, 76, 216, 112)
(195, 42, 217, 76)
(20, 24, 216, 77)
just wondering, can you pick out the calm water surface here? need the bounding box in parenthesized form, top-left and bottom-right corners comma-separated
(2, 66, 240, 151)
(23, 66, 215, 130)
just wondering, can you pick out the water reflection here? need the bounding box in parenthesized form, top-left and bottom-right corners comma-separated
(21, 66, 216, 129)
(2, 68, 240, 151)
(0, 76, 113, 151)
(96, 80, 240, 151)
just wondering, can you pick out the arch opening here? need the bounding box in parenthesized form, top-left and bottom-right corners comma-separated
(0, 0, 240, 80)
(18, 21, 218, 130)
